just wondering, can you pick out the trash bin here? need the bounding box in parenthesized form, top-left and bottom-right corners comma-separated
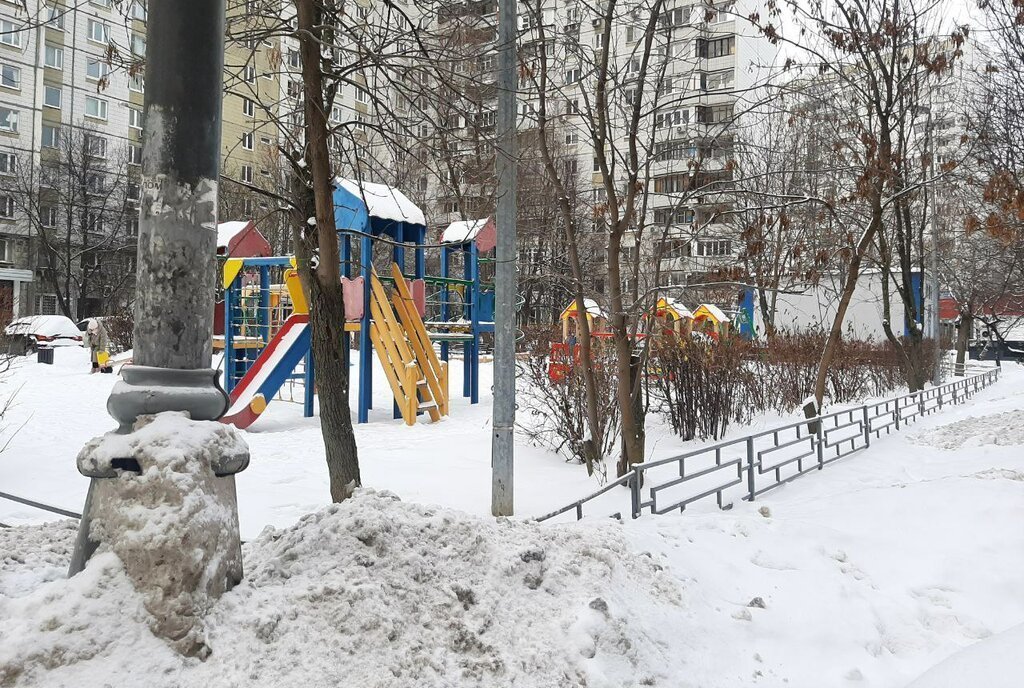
(37, 347, 54, 365)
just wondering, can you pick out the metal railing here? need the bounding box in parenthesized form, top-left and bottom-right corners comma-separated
(536, 365, 1001, 523)
(0, 490, 82, 524)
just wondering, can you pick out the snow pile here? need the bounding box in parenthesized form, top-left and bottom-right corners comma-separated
(77, 412, 248, 657)
(0, 520, 77, 598)
(909, 410, 1024, 449)
(906, 622, 1024, 688)
(0, 491, 687, 687)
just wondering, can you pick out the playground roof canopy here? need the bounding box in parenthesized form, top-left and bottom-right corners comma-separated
(560, 298, 607, 321)
(660, 297, 694, 320)
(442, 219, 488, 244)
(694, 303, 730, 323)
(335, 178, 426, 226)
(217, 220, 251, 249)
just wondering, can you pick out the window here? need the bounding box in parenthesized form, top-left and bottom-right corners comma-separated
(129, 144, 142, 165)
(126, 217, 138, 236)
(655, 109, 688, 128)
(287, 80, 302, 99)
(128, 107, 143, 130)
(592, 156, 600, 172)
(0, 195, 14, 218)
(88, 19, 110, 44)
(696, 103, 733, 124)
(129, 73, 144, 92)
(565, 130, 579, 145)
(653, 206, 695, 225)
(241, 131, 253, 150)
(696, 36, 735, 59)
(131, 34, 146, 57)
(0, 20, 22, 48)
(0, 151, 14, 175)
(86, 173, 106, 195)
(354, 113, 367, 132)
(92, 0, 112, 8)
(706, 69, 733, 90)
(0, 107, 18, 132)
(87, 211, 104, 232)
(86, 134, 107, 158)
(653, 173, 691, 193)
(244, 65, 256, 83)
(626, 58, 640, 75)
(565, 99, 580, 115)
(37, 294, 57, 315)
(563, 159, 578, 177)
(0, 63, 19, 89)
(85, 96, 108, 120)
(696, 239, 731, 256)
(355, 87, 369, 104)
(664, 7, 690, 26)
(43, 85, 61, 109)
(564, 67, 581, 85)
(240, 165, 253, 183)
(288, 49, 300, 68)
(127, 181, 140, 201)
(86, 59, 109, 81)
(243, 97, 255, 117)
(132, 1, 147, 20)
(45, 5, 65, 30)
(41, 205, 57, 227)
(44, 44, 63, 69)
(42, 124, 59, 148)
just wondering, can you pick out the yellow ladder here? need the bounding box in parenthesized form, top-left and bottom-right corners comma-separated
(368, 265, 448, 425)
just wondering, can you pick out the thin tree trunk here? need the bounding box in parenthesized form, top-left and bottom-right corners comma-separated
(954, 309, 972, 375)
(295, 0, 359, 502)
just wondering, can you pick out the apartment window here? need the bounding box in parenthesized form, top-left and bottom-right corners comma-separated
(244, 65, 256, 83)
(665, 7, 690, 26)
(354, 113, 367, 132)
(565, 99, 580, 115)
(592, 156, 600, 172)
(86, 134, 107, 158)
(655, 109, 688, 128)
(478, 110, 496, 128)
(44, 44, 63, 69)
(88, 19, 110, 44)
(132, 1, 147, 20)
(45, 5, 65, 30)
(42, 124, 59, 148)
(709, 3, 735, 24)
(87, 59, 109, 81)
(355, 87, 369, 104)
(41, 205, 57, 228)
(0, 20, 22, 48)
(131, 34, 146, 57)
(92, 0, 112, 8)
(259, 135, 271, 145)
(241, 131, 253, 150)
(653, 173, 691, 193)
(0, 107, 18, 132)
(43, 85, 62, 109)
(87, 173, 106, 195)
(126, 216, 138, 236)
(565, 130, 579, 145)
(696, 239, 731, 256)
(243, 198, 253, 215)
(0, 63, 19, 89)
(129, 144, 142, 165)
(563, 159, 578, 177)
(128, 107, 143, 130)
(288, 49, 300, 68)
(653, 206, 695, 225)
(240, 165, 253, 183)
(38, 294, 58, 315)
(480, 54, 496, 72)
(706, 69, 734, 90)
(287, 80, 302, 99)
(0, 151, 14, 175)
(564, 68, 581, 85)
(626, 58, 640, 75)
(127, 181, 140, 201)
(696, 36, 735, 59)
(0, 195, 14, 218)
(85, 96, 108, 120)
(696, 103, 733, 123)
(129, 73, 144, 92)
(87, 211, 104, 232)
(242, 97, 255, 117)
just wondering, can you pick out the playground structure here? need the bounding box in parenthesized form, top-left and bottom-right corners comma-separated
(548, 296, 736, 382)
(217, 181, 495, 429)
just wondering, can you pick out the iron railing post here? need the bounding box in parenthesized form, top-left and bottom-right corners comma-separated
(862, 405, 870, 448)
(816, 418, 825, 468)
(746, 436, 756, 500)
(630, 468, 642, 519)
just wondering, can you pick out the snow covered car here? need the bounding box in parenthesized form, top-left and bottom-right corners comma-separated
(3, 315, 84, 355)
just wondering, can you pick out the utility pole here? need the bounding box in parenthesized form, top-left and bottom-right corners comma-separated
(69, 0, 247, 613)
(928, 102, 942, 385)
(491, 0, 517, 517)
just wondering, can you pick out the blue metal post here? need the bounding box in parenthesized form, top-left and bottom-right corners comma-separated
(303, 347, 315, 417)
(393, 243, 405, 276)
(358, 234, 373, 422)
(258, 264, 270, 348)
(440, 244, 450, 361)
(223, 274, 235, 393)
(463, 245, 473, 399)
(341, 233, 351, 277)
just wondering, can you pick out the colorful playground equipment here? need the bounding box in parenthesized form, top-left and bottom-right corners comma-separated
(217, 181, 495, 429)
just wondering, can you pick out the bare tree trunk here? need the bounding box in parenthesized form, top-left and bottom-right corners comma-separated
(295, 0, 359, 502)
(954, 308, 972, 375)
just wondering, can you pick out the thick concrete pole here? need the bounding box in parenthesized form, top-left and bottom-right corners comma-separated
(491, 0, 517, 517)
(69, 0, 245, 589)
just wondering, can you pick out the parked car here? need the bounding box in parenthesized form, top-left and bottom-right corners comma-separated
(4, 315, 84, 355)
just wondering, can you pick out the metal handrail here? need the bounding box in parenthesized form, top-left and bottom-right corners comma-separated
(536, 366, 1000, 523)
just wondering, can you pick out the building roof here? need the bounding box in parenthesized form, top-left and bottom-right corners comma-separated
(442, 219, 489, 244)
(661, 297, 693, 320)
(560, 298, 607, 321)
(335, 179, 425, 226)
(695, 303, 730, 323)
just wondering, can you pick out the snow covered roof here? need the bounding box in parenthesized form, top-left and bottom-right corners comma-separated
(217, 221, 251, 249)
(662, 297, 693, 320)
(442, 219, 489, 244)
(695, 303, 730, 323)
(336, 179, 426, 226)
(561, 298, 607, 320)
(4, 315, 81, 338)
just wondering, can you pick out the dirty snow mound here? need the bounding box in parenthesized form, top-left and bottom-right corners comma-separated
(910, 411, 1024, 449)
(0, 491, 686, 687)
(0, 520, 77, 598)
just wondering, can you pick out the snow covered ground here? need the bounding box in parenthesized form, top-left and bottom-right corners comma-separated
(1, 348, 1022, 686)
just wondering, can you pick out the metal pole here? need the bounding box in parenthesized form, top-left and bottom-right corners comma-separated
(491, 0, 517, 517)
(928, 103, 941, 385)
(69, 0, 243, 575)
